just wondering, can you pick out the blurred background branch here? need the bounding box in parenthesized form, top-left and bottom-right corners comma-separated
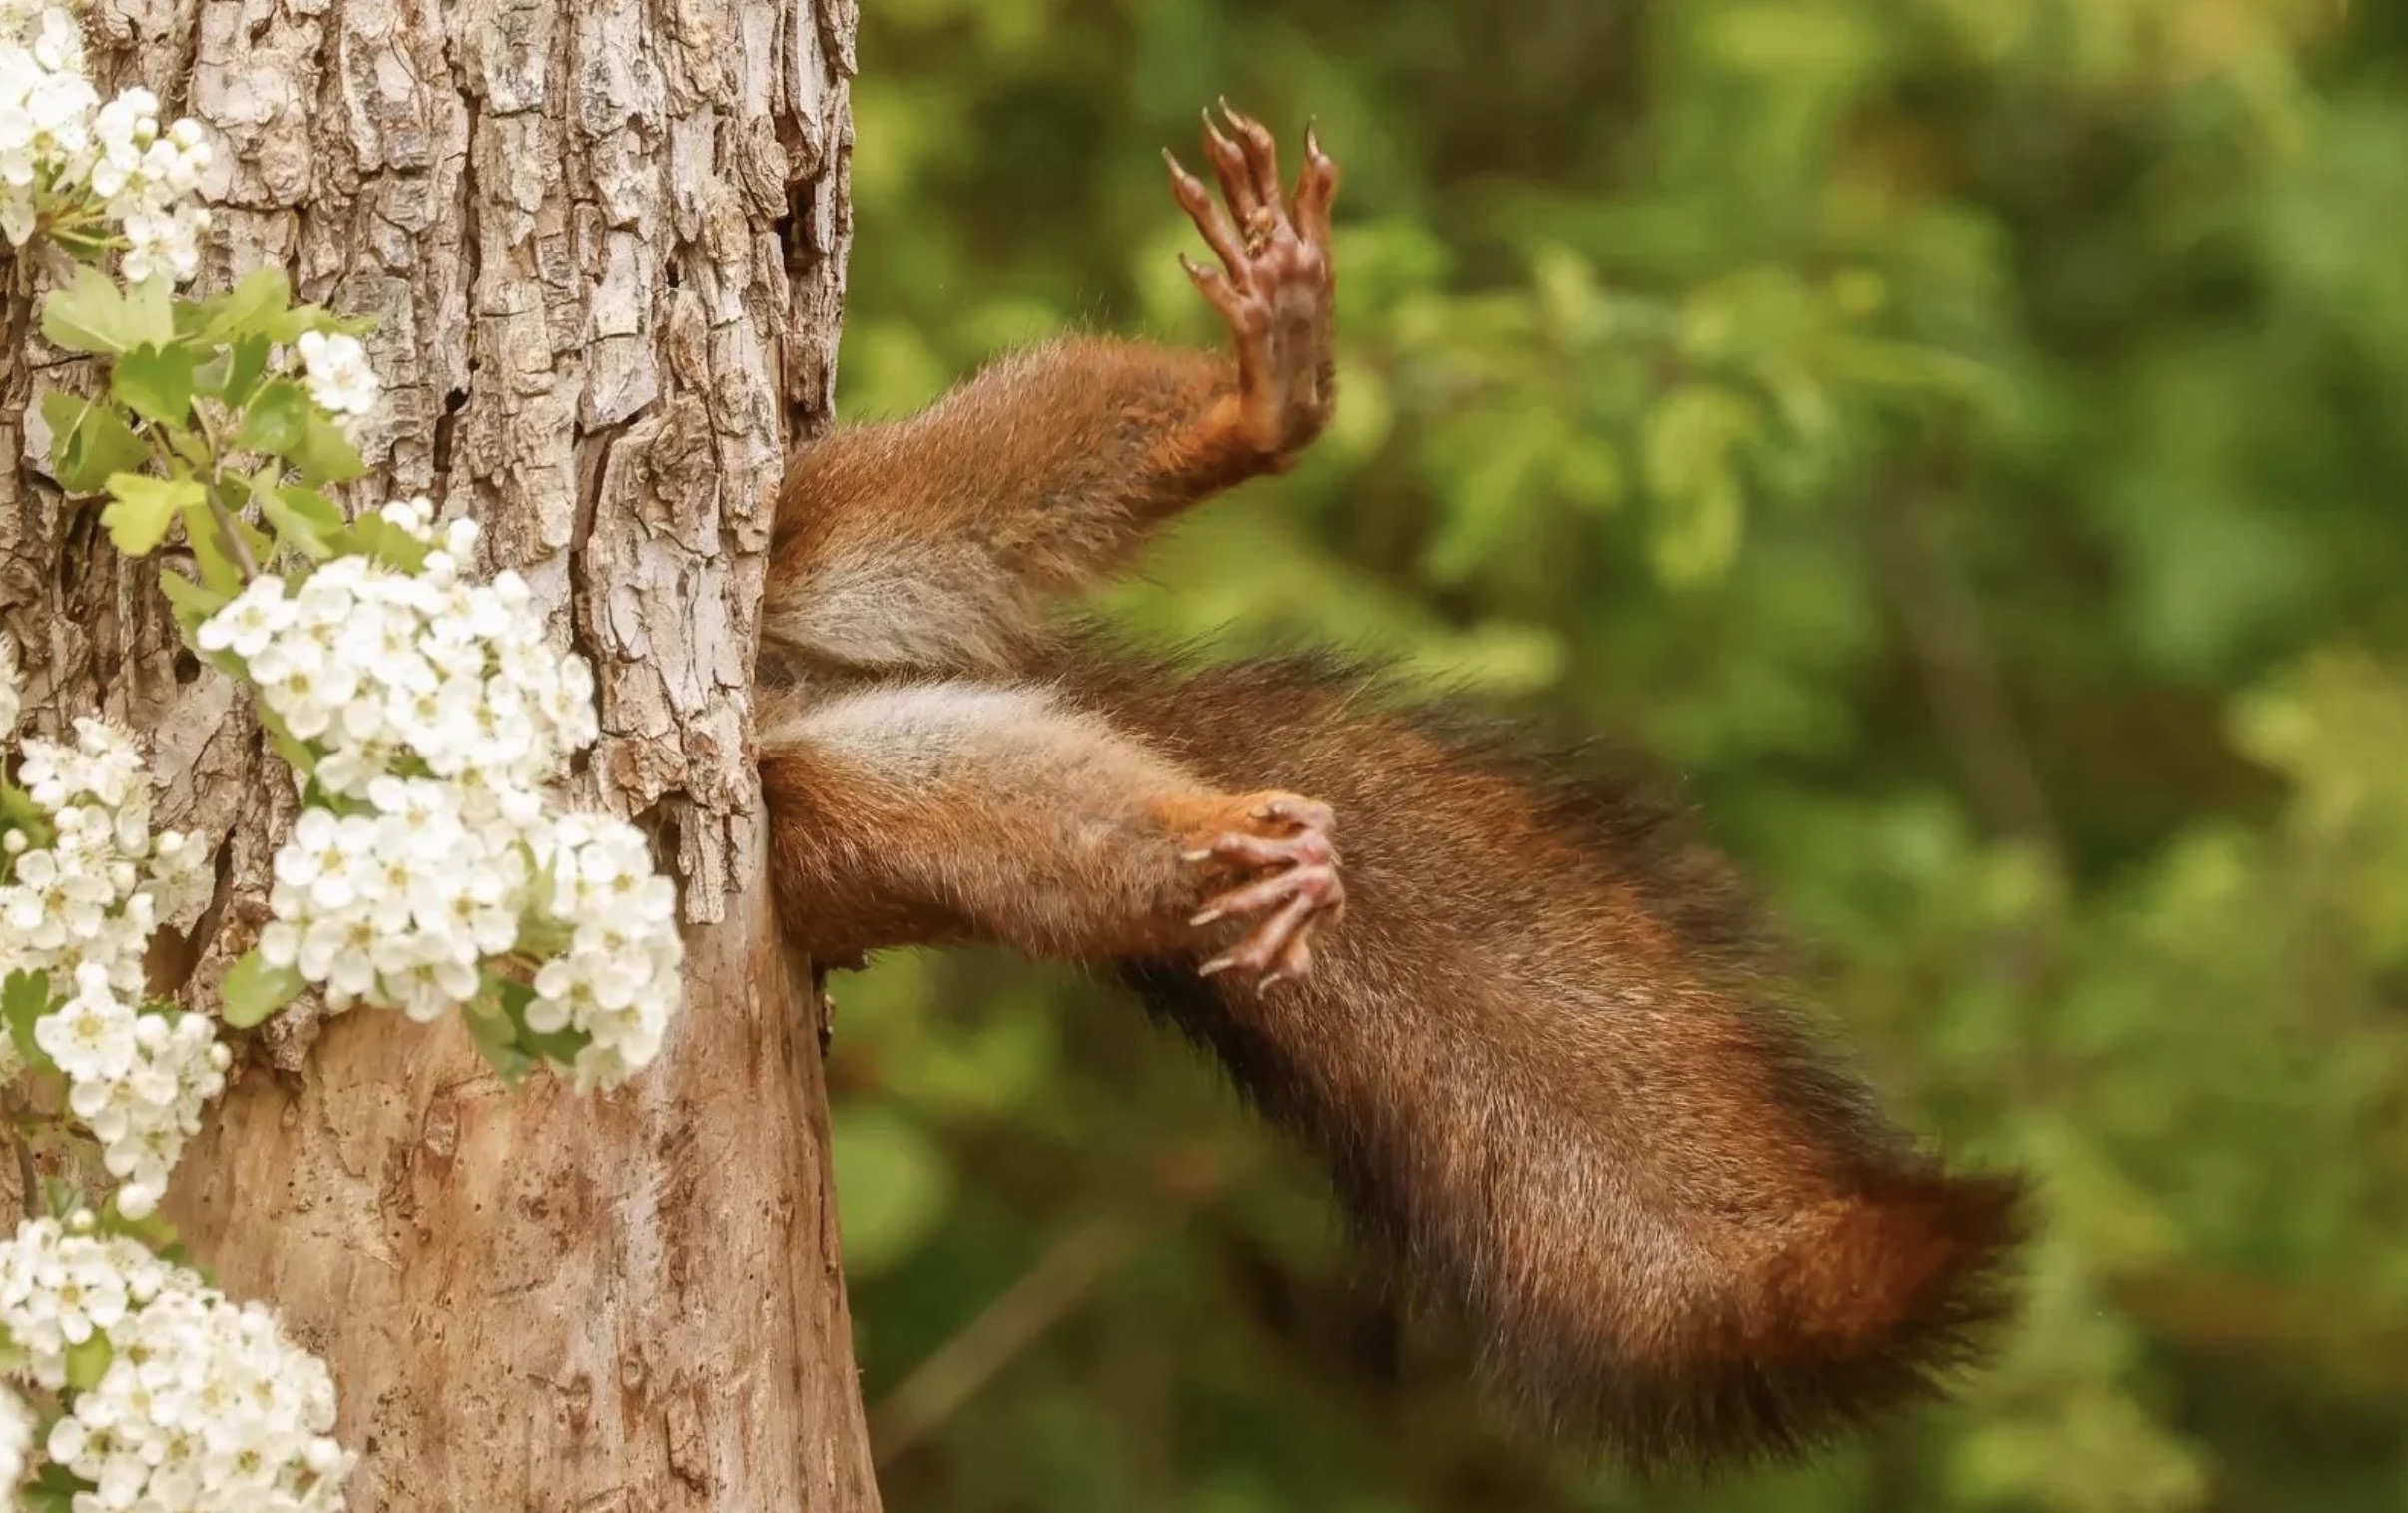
(874, 1211, 1159, 1468)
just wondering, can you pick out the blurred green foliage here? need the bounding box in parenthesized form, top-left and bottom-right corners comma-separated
(820, 0, 2408, 1507)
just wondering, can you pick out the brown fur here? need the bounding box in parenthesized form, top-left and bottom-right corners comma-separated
(1063, 644, 2022, 1466)
(764, 339, 1250, 676)
(754, 107, 2024, 1473)
(757, 675, 1336, 970)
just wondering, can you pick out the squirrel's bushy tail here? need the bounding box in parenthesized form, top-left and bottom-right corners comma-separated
(1472, 1163, 2027, 1467)
(1126, 957, 2028, 1473)
(1083, 645, 2028, 1472)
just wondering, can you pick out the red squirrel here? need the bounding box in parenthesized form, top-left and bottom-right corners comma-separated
(755, 104, 2025, 1472)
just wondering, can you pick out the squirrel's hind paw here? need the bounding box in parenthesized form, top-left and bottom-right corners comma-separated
(1181, 793, 1344, 987)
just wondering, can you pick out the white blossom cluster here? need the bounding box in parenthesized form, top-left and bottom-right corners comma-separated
(3, 718, 206, 998)
(0, 1382, 28, 1490)
(1, 719, 226, 1218)
(293, 332, 378, 429)
(87, 87, 212, 284)
(203, 500, 684, 1091)
(36, 964, 228, 1220)
(258, 785, 525, 1023)
(0, 0, 96, 240)
(524, 813, 682, 1093)
(0, 0, 212, 281)
(0, 1215, 352, 1511)
(198, 505, 598, 800)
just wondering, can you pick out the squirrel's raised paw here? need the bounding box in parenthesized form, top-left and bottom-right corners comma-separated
(1182, 792, 1344, 989)
(1161, 102, 1339, 459)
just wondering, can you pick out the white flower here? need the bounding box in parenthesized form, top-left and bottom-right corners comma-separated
(197, 529, 599, 805)
(0, 0, 213, 273)
(88, 85, 158, 194)
(2, 719, 204, 998)
(262, 776, 527, 1025)
(0, 28, 99, 200)
(0, 1216, 354, 1508)
(194, 574, 291, 658)
(295, 331, 378, 422)
(72, 1008, 227, 1219)
(377, 496, 431, 537)
(522, 811, 684, 1093)
(192, 505, 682, 1090)
(17, 5, 83, 76)
(0, 1382, 30, 1490)
(0, 715, 223, 1208)
(35, 964, 136, 1081)
(120, 202, 207, 285)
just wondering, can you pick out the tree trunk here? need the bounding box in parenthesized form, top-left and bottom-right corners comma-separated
(0, 0, 881, 1506)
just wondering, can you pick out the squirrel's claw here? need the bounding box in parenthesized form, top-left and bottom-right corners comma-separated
(1189, 792, 1344, 987)
(1166, 103, 1339, 458)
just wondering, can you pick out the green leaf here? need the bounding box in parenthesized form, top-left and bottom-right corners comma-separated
(63, 1330, 112, 1391)
(493, 977, 589, 1066)
(99, 473, 205, 557)
(219, 950, 303, 1029)
(264, 303, 377, 345)
(1639, 385, 1756, 586)
(251, 701, 319, 775)
(266, 728, 318, 776)
(1554, 438, 1625, 515)
(195, 333, 273, 409)
(112, 343, 200, 429)
(126, 273, 176, 350)
(254, 480, 345, 561)
(186, 267, 293, 344)
(40, 392, 150, 494)
(155, 569, 228, 619)
(188, 501, 246, 596)
(157, 571, 232, 645)
(236, 377, 310, 455)
(3, 969, 54, 1070)
(95, 1201, 184, 1257)
(40, 1177, 79, 1220)
(348, 512, 431, 571)
(1649, 472, 1744, 587)
(25, 1462, 94, 1513)
(288, 411, 367, 485)
(162, 425, 213, 472)
(0, 783, 47, 850)
(1419, 407, 1558, 585)
(40, 265, 141, 354)
(189, 488, 273, 583)
(462, 995, 534, 1085)
(226, 333, 273, 409)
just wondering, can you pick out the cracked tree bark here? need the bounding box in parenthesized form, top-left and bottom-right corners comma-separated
(0, 0, 881, 1506)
